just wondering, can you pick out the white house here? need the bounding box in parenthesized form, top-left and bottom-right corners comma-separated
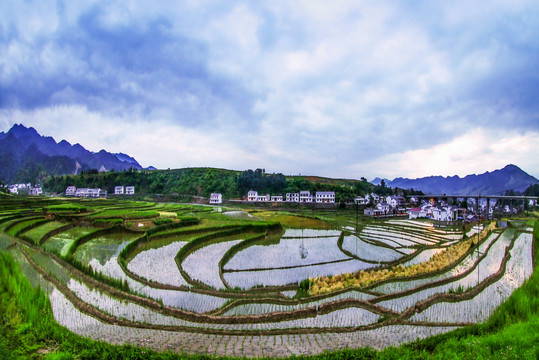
(114, 186, 124, 195)
(256, 194, 270, 202)
(65, 186, 76, 196)
(370, 193, 380, 203)
(418, 203, 434, 218)
(300, 191, 313, 203)
(286, 193, 300, 202)
(377, 202, 390, 213)
(408, 207, 427, 219)
(271, 195, 283, 202)
(29, 187, 42, 196)
(386, 196, 397, 208)
(74, 188, 105, 198)
(316, 191, 335, 203)
(210, 193, 222, 204)
(364, 202, 390, 217)
(432, 206, 454, 222)
(125, 186, 135, 195)
(364, 207, 385, 217)
(13, 183, 31, 190)
(355, 196, 368, 205)
(87, 188, 100, 197)
(75, 188, 89, 197)
(386, 195, 406, 208)
(8, 186, 18, 194)
(247, 190, 258, 201)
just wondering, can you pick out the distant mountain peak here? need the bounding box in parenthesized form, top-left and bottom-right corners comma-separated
(370, 177, 386, 186)
(0, 123, 151, 183)
(7, 123, 40, 139)
(114, 152, 141, 167)
(381, 165, 537, 195)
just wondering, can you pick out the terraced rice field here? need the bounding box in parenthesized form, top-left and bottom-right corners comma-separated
(1, 198, 534, 357)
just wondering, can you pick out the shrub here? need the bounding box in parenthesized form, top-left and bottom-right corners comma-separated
(153, 218, 173, 226)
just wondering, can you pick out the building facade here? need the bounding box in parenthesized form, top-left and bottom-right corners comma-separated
(210, 193, 223, 204)
(315, 191, 335, 203)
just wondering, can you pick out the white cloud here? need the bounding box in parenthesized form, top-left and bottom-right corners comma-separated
(356, 128, 539, 179)
(1, 1, 538, 181)
(0, 106, 259, 170)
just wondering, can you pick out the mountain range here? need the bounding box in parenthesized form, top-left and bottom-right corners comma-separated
(371, 164, 538, 195)
(0, 124, 152, 183)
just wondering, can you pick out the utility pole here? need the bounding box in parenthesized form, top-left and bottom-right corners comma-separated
(355, 202, 359, 256)
(476, 218, 483, 285)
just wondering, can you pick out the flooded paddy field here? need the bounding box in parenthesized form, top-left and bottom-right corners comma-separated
(0, 198, 535, 357)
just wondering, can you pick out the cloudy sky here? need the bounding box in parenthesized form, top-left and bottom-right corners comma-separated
(1, 1, 538, 180)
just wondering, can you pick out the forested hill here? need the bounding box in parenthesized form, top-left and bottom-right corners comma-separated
(43, 167, 382, 202)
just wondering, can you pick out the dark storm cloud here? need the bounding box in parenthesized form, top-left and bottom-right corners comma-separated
(0, 3, 255, 127)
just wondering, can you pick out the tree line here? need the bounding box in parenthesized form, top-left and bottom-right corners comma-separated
(42, 167, 430, 203)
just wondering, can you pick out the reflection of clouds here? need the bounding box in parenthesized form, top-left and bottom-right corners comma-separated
(409, 232, 533, 323)
(225, 230, 347, 270)
(128, 242, 188, 287)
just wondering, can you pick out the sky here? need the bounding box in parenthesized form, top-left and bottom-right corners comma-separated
(1, 1, 538, 180)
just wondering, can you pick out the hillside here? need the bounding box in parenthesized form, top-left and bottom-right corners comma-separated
(43, 167, 374, 201)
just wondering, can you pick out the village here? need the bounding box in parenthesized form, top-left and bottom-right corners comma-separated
(2, 183, 135, 198)
(64, 185, 136, 197)
(2, 182, 530, 223)
(208, 189, 530, 222)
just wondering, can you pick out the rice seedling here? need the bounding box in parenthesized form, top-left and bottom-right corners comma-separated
(21, 221, 67, 244)
(409, 233, 533, 323)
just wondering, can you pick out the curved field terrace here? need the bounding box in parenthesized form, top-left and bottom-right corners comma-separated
(0, 198, 535, 357)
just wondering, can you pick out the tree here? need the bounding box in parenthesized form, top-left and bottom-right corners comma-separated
(524, 184, 539, 196)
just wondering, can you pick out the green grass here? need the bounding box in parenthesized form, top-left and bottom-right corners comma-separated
(88, 209, 160, 220)
(23, 221, 68, 244)
(42, 227, 98, 256)
(6, 218, 46, 237)
(45, 203, 88, 213)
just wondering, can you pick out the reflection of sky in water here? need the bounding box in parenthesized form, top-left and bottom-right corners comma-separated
(66, 277, 379, 329)
(82, 240, 131, 266)
(75, 233, 140, 266)
(379, 230, 520, 313)
(225, 259, 372, 289)
(341, 235, 404, 262)
(410, 233, 533, 323)
(222, 211, 260, 220)
(89, 256, 227, 312)
(225, 230, 347, 271)
(128, 242, 189, 287)
(371, 234, 500, 295)
(183, 240, 242, 290)
(43, 235, 75, 257)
